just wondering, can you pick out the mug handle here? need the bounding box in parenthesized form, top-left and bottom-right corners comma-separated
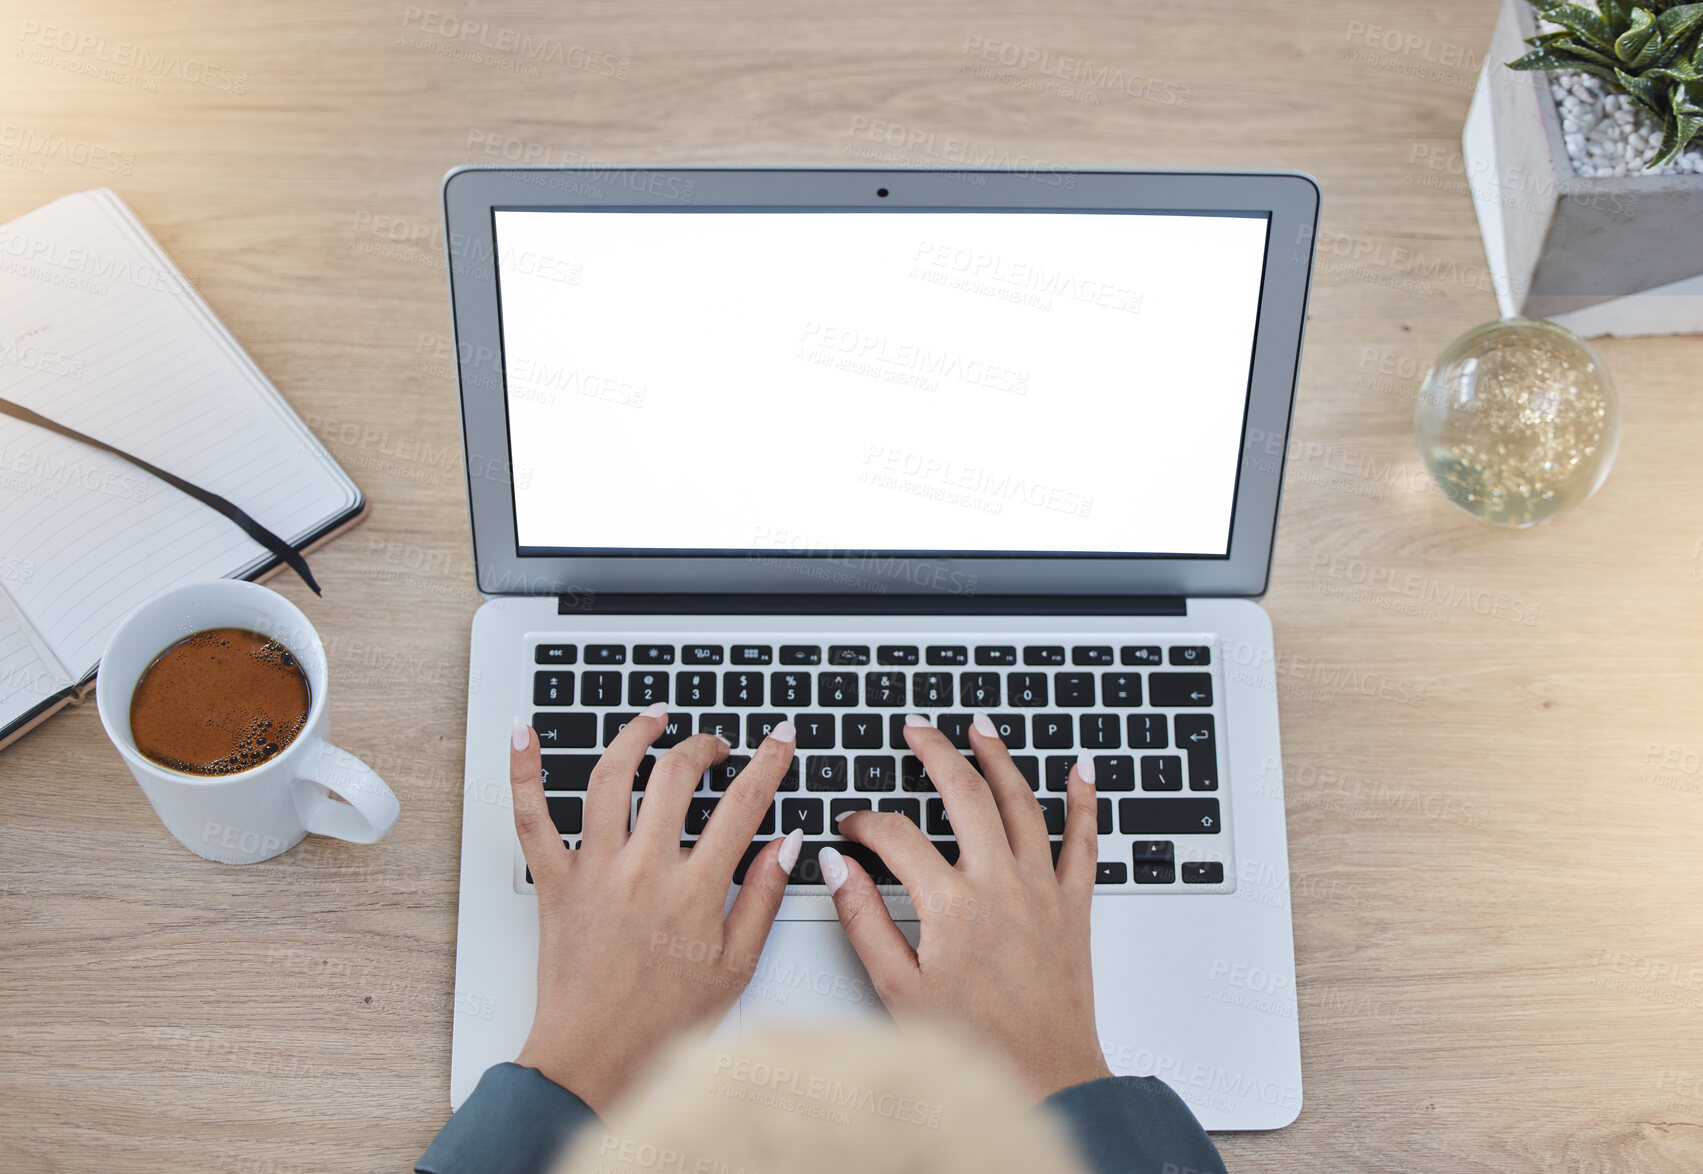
(294, 744, 401, 844)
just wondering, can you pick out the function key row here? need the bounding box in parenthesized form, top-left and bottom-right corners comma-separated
(537, 643, 1212, 668)
(534, 669, 1213, 711)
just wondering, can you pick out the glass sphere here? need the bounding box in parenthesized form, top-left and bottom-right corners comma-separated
(1415, 318, 1620, 527)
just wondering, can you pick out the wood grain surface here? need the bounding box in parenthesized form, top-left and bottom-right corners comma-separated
(2, 1, 1700, 1170)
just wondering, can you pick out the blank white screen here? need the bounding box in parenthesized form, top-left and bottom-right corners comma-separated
(495, 209, 1267, 556)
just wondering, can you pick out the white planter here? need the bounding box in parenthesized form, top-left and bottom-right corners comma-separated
(1464, 0, 1703, 336)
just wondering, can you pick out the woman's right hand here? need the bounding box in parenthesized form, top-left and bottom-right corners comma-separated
(825, 712, 1113, 1102)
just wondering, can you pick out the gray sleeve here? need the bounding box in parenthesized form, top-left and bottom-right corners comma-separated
(417, 1063, 601, 1174)
(1040, 1075, 1227, 1174)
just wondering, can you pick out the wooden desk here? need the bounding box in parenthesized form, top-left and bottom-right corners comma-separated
(3, 1, 1700, 1170)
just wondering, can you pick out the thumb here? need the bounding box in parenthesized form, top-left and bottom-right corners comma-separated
(821, 846, 919, 998)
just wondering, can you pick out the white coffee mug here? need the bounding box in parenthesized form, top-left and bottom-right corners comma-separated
(96, 579, 400, 864)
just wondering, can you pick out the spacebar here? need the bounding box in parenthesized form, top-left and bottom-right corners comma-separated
(732, 840, 902, 886)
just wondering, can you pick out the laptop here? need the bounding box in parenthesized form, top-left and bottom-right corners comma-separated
(441, 166, 1317, 1131)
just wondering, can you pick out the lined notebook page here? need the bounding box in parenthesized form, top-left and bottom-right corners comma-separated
(0, 189, 358, 679)
(0, 592, 72, 732)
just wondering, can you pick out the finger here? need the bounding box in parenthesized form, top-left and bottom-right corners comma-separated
(966, 711, 1051, 867)
(821, 846, 919, 998)
(583, 702, 668, 849)
(1055, 755, 1099, 902)
(631, 732, 729, 851)
(902, 716, 1007, 868)
(510, 716, 569, 888)
(722, 830, 800, 973)
(693, 721, 796, 880)
(835, 810, 956, 894)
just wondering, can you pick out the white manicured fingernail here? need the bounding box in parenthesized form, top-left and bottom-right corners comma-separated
(777, 828, 803, 873)
(819, 845, 849, 893)
(640, 702, 668, 719)
(710, 732, 732, 749)
(1076, 753, 1096, 786)
(905, 713, 931, 727)
(511, 715, 529, 751)
(770, 720, 796, 743)
(972, 711, 998, 738)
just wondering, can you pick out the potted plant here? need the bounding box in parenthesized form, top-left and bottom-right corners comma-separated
(1464, 0, 1703, 334)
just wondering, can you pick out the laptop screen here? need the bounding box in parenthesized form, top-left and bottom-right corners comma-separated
(492, 208, 1270, 559)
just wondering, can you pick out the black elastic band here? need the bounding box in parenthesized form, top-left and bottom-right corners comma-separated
(0, 397, 321, 595)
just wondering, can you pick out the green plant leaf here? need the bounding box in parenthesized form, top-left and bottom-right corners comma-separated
(1616, 8, 1662, 64)
(1616, 64, 1672, 114)
(1529, 0, 1620, 53)
(1646, 59, 1703, 81)
(1600, 0, 1635, 26)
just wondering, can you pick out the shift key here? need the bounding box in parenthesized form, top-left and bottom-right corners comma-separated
(1119, 797, 1222, 834)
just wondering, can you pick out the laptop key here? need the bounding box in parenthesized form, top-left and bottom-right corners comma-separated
(685, 797, 718, 835)
(1074, 646, 1114, 666)
(746, 713, 786, 747)
(602, 712, 637, 745)
(806, 755, 847, 791)
(1098, 797, 1113, 834)
(1134, 861, 1176, 884)
(586, 644, 626, 664)
(913, 672, 953, 708)
(960, 672, 1000, 707)
(1128, 714, 1168, 749)
(724, 671, 764, 707)
(534, 671, 574, 707)
(878, 797, 922, 824)
(853, 756, 897, 792)
(1032, 714, 1071, 749)
(536, 643, 578, 665)
(1176, 715, 1218, 790)
(772, 671, 811, 706)
(1169, 645, 1211, 667)
(628, 670, 668, 706)
(796, 714, 834, 748)
(1024, 646, 1065, 666)
(976, 646, 1016, 666)
(927, 645, 968, 666)
(732, 645, 771, 665)
(1150, 673, 1212, 707)
(708, 755, 751, 791)
(1132, 840, 1174, 862)
(831, 797, 873, 823)
(1182, 861, 1225, 884)
(1101, 673, 1143, 707)
(828, 645, 870, 665)
(698, 713, 738, 744)
(1080, 714, 1120, 749)
(819, 672, 858, 706)
(937, 714, 974, 749)
(842, 715, 883, 749)
(781, 798, 823, 835)
(654, 714, 693, 748)
(1121, 645, 1161, 666)
(540, 754, 598, 790)
(1096, 862, 1127, 885)
(534, 713, 596, 748)
(683, 644, 723, 665)
(634, 644, 675, 665)
(866, 671, 906, 706)
(1010, 754, 1040, 790)
(925, 797, 953, 835)
(1119, 797, 1221, 834)
(900, 756, 934, 792)
(582, 671, 621, 706)
(1045, 756, 1074, 792)
(677, 671, 716, 706)
(1055, 672, 1095, 706)
(988, 714, 1025, 748)
(1009, 673, 1048, 706)
(1095, 755, 1136, 791)
(779, 644, 821, 665)
(1037, 798, 1065, 834)
(877, 645, 919, 665)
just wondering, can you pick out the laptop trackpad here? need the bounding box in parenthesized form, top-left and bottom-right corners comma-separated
(737, 919, 920, 1029)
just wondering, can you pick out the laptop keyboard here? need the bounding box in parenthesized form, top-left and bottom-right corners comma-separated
(525, 635, 1233, 894)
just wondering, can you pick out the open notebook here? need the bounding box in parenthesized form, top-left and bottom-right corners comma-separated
(0, 189, 365, 749)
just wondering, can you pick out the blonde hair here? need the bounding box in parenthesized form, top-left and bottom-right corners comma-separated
(554, 1020, 1089, 1174)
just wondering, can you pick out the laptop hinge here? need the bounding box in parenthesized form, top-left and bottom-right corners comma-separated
(560, 593, 1187, 617)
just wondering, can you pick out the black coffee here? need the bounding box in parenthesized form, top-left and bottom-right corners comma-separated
(129, 627, 311, 775)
